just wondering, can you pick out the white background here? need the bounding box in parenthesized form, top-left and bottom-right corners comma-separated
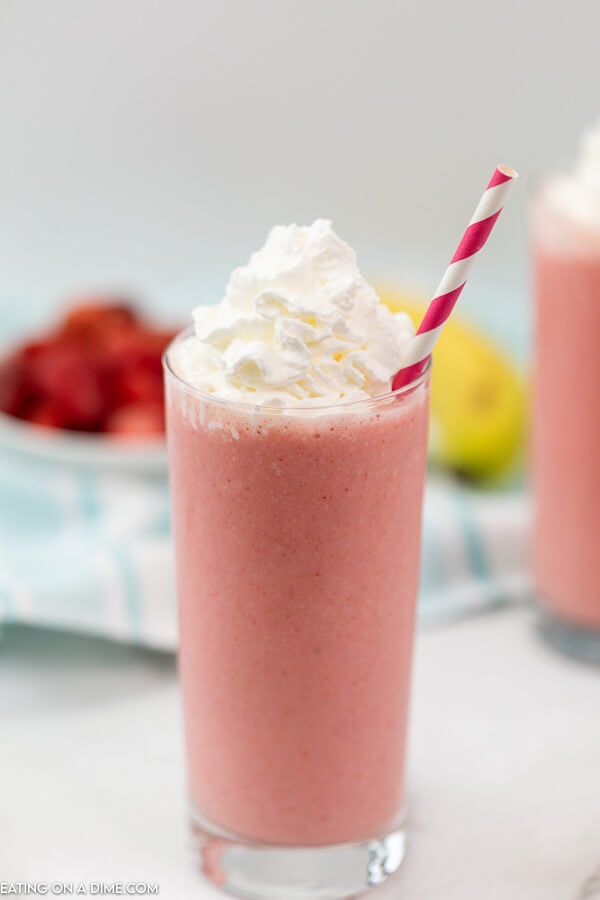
(0, 0, 599, 320)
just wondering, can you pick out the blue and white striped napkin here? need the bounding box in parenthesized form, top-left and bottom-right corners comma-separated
(0, 448, 176, 647)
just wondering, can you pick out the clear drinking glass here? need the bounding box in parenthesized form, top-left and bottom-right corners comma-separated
(164, 328, 431, 899)
(532, 183, 600, 663)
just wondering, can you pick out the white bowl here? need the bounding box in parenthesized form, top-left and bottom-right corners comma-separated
(0, 408, 167, 473)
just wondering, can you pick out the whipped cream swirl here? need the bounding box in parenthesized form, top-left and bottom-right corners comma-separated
(547, 118, 600, 225)
(172, 219, 414, 407)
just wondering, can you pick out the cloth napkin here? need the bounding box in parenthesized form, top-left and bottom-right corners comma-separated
(0, 443, 531, 650)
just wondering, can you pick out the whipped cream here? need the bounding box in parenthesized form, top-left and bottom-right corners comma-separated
(172, 219, 414, 407)
(546, 119, 600, 225)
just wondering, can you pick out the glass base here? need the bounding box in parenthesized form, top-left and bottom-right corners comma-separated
(537, 606, 600, 665)
(189, 807, 406, 900)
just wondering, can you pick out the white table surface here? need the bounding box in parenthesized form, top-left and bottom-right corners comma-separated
(2, 606, 599, 899)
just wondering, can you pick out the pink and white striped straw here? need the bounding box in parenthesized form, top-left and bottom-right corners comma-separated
(392, 164, 518, 390)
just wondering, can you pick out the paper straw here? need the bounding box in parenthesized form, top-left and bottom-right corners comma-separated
(392, 165, 518, 390)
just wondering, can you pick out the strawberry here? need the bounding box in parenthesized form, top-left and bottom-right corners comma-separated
(114, 367, 164, 407)
(26, 400, 66, 429)
(27, 344, 107, 430)
(0, 353, 27, 416)
(57, 301, 139, 347)
(0, 299, 178, 436)
(105, 403, 165, 438)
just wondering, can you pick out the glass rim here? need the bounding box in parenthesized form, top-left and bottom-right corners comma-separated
(163, 325, 432, 415)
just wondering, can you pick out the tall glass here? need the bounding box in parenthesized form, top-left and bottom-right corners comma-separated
(164, 329, 431, 899)
(532, 185, 600, 662)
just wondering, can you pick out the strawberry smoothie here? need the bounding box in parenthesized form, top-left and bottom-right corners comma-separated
(166, 363, 429, 845)
(533, 125, 600, 638)
(164, 221, 430, 894)
(165, 219, 429, 900)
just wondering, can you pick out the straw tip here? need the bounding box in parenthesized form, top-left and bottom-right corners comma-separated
(498, 164, 519, 179)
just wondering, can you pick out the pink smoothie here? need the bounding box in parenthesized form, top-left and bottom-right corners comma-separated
(166, 363, 429, 846)
(533, 197, 600, 628)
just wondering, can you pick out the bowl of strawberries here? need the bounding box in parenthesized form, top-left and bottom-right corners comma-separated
(0, 298, 179, 470)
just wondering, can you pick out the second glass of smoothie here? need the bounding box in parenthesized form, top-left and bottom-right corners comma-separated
(532, 124, 600, 662)
(165, 220, 431, 898)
